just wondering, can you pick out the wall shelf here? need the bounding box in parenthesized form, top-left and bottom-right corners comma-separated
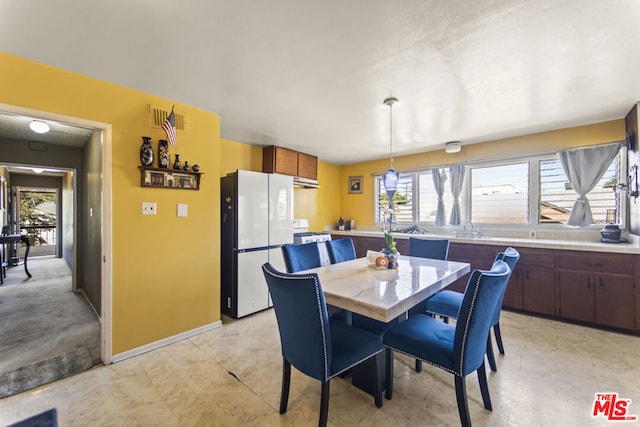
(139, 167, 203, 190)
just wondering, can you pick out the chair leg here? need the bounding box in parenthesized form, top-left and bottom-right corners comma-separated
(454, 375, 471, 427)
(442, 316, 449, 324)
(279, 358, 291, 414)
(494, 322, 505, 355)
(319, 381, 330, 427)
(415, 359, 422, 372)
(477, 361, 492, 411)
(374, 353, 383, 408)
(486, 334, 497, 372)
(385, 348, 394, 400)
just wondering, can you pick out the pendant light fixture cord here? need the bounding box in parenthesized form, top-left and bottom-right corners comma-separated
(383, 97, 398, 169)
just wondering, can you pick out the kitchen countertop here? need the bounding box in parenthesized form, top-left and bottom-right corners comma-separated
(330, 229, 640, 254)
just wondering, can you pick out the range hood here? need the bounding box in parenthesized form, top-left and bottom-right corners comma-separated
(293, 176, 320, 189)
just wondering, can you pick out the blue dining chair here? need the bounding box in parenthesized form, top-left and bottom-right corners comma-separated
(325, 238, 356, 264)
(281, 242, 322, 273)
(406, 237, 451, 371)
(420, 247, 520, 372)
(262, 263, 383, 427)
(408, 237, 450, 260)
(383, 260, 511, 427)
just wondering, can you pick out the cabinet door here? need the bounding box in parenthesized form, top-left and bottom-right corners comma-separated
(502, 268, 523, 310)
(596, 273, 635, 330)
(558, 270, 594, 323)
(276, 147, 298, 176)
(297, 152, 318, 180)
(523, 266, 557, 316)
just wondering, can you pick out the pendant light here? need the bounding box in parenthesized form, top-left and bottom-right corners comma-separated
(382, 97, 399, 208)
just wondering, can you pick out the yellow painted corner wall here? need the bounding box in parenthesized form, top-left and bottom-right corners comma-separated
(219, 139, 342, 232)
(340, 120, 625, 227)
(295, 161, 341, 231)
(0, 53, 221, 354)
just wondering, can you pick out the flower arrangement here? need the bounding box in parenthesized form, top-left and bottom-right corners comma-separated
(384, 229, 397, 254)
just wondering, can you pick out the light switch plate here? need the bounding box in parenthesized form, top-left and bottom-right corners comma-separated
(177, 203, 188, 217)
(142, 202, 156, 215)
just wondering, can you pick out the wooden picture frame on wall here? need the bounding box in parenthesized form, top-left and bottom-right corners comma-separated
(348, 176, 363, 194)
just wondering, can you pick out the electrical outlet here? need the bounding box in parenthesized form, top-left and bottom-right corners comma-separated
(142, 202, 156, 215)
(177, 203, 188, 217)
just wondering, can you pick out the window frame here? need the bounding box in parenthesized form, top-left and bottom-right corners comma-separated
(373, 142, 626, 229)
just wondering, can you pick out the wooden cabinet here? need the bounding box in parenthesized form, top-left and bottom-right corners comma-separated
(520, 250, 556, 316)
(262, 145, 318, 180)
(558, 252, 636, 330)
(343, 234, 639, 332)
(297, 152, 318, 180)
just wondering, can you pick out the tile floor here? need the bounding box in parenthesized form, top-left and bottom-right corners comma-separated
(0, 309, 639, 426)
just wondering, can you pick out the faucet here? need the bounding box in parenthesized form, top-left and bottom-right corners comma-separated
(463, 221, 474, 233)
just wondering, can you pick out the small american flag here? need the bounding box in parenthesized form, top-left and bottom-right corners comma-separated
(162, 106, 177, 146)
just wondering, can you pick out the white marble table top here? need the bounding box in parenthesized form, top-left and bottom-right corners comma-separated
(302, 255, 470, 323)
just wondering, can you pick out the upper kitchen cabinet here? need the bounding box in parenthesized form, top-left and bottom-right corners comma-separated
(262, 145, 318, 180)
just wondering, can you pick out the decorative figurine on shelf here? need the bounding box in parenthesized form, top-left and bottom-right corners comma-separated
(192, 164, 200, 173)
(183, 161, 190, 171)
(173, 154, 182, 170)
(158, 139, 169, 169)
(140, 136, 154, 167)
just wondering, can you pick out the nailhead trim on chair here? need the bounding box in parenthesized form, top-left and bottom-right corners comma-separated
(457, 273, 482, 376)
(384, 271, 484, 377)
(263, 266, 382, 381)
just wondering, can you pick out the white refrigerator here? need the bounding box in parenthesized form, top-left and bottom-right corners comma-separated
(221, 170, 293, 318)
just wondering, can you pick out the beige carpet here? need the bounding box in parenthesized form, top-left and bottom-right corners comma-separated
(0, 257, 101, 397)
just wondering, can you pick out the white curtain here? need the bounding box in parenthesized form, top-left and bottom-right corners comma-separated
(449, 163, 466, 225)
(432, 168, 447, 225)
(558, 144, 621, 226)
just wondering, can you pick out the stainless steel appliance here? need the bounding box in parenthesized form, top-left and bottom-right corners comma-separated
(221, 170, 293, 318)
(293, 219, 332, 265)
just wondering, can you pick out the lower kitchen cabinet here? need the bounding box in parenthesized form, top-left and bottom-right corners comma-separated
(596, 272, 635, 330)
(558, 269, 595, 323)
(342, 233, 639, 333)
(520, 251, 557, 316)
(558, 251, 636, 331)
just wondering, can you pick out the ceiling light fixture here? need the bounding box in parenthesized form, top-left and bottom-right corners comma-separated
(29, 120, 50, 134)
(445, 141, 461, 154)
(382, 97, 399, 207)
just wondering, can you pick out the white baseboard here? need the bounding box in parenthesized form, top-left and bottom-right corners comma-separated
(110, 321, 223, 363)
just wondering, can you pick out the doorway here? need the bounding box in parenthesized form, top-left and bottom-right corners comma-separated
(0, 103, 113, 386)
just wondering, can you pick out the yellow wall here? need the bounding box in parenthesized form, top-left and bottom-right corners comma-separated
(0, 53, 221, 354)
(219, 140, 342, 232)
(340, 120, 625, 227)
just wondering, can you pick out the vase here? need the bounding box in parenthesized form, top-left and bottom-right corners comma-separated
(380, 248, 398, 269)
(140, 136, 154, 167)
(158, 139, 169, 168)
(173, 154, 182, 170)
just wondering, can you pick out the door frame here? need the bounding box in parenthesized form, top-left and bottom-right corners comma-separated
(0, 102, 113, 364)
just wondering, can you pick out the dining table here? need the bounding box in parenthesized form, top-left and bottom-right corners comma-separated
(301, 254, 471, 397)
(305, 254, 471, 323)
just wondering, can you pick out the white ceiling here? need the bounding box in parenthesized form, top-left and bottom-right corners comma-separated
(1, 1, 640, 164)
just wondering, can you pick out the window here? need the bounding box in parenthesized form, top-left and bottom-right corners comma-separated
(375, 175, 413, 223)
(470, 162, 529, 224)
(417, 171, 454, 223)
(539, 156, 619, 224)
(373, 143, 623, 227)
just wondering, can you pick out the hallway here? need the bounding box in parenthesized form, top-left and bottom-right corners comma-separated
(0, 257, 101, 397)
